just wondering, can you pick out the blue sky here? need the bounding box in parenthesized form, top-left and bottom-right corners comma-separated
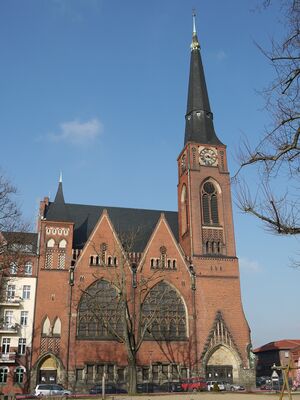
(0, 0, 298, 347)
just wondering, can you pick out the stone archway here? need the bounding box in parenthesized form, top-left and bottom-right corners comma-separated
(31, 353, 66, 390)
(205, 345, 240, 383)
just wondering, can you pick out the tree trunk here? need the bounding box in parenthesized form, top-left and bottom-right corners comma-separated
(127, 357, 137, 395)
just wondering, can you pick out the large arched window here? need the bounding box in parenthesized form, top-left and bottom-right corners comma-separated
(77, 280, 123, 339)
(201, 181, 219, 225)
(181, 185, 188, 235)
(141, 281, 187, 341)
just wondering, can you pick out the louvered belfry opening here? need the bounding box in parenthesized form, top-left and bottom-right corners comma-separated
(202, 181, 219, 225)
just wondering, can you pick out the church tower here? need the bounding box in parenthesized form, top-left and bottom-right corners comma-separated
(178, 15, 255, 385)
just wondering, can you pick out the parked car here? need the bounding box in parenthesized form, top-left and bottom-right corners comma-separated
(159, 381, 184, 392)
(260, 384, 273, 390)
(136, 383, 161, 393)
(34, 384, 71, 396)
(89, 384, 127, 394)
(181, 377, 207, 392)
(229, 384, 245, 391)
(206, 381, 226, 391)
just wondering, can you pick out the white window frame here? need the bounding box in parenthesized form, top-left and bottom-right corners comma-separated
(20, 311, 28, 326)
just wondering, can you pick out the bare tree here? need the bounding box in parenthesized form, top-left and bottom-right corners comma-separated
(77, 231, 167, 395)
(0, 170, 30, 293)
(235, 0, 300, 237)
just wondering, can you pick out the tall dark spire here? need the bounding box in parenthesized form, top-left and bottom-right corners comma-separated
(184, 13, 222, 145)
(46, 173, 72, 222)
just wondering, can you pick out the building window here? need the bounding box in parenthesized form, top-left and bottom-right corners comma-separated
(20, 311, 28, 326)
(78, 280, 123, 339)
(10, 262, 18, 274)
(22, 285, 31, 300)
(76, 368, 84, 381)
(107, 365, 114, 382)
(141, 281, 187, 341)
(24, 262, 32, 275)
(2, 338, 10, 354)
(100, 243, 107, 265)
(45, 253, 53, 269)
(201, 181, 219, 225)
(152, 365, 159, 381)
(142, 367, 149, 381)
(7, 284, 16, 300)
(160, 246, 167, 269)
(4, 311, 13, 327)
(86, 365, 94, 382)
(117, 368, 125, 382)
(59, 239, 67, 248)
(47, 238, 55, 248)
(42, 317, 51, 336)
(18, 338, 26, 355)
(15, 367, 25, 383)
(58, 253, 65, 269)
(53, 318, 61, 336)
(181, 185, 188, 235)
(0, 368, 8, 383)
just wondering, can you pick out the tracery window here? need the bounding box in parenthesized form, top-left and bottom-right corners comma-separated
(77, 280, 123, 339)
(201, 181, 219, 225)
(141, 281, 187, 341)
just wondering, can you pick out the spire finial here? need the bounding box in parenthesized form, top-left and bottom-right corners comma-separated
(59, 171, 62, 183)
(190, 10, 200, 51)
(192, 9, 197, 35)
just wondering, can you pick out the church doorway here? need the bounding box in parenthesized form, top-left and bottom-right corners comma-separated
(205, 345, 239, 383)
(206, 365, 233, 383)
(38, 356, 58, 383)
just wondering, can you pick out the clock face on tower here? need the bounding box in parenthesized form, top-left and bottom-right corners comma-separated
(199, 147, 218, 166)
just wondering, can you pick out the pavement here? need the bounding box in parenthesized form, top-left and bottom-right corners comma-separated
(110, 392, 300, 400)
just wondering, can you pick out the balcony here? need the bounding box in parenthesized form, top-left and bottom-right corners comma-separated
(0, 297, 22, 307)
(0, 352, 16, 363)
(0, 323, 19, 333)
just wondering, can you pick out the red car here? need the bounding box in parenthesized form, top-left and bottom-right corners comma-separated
(181, 377, 208, 392)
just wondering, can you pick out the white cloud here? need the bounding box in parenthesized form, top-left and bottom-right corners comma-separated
(239, 257, 261, 272)
(215, 50, 227, 61)
(49, 118, 103, 145)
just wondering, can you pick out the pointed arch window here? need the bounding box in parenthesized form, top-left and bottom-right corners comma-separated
(181, 185, 188, 235)
(42, 316, 51, 336)
(77, 280, 123, 339)
(201, 181, 219, 225)
(53, 318, 61, 336)
(141, 281, 187, 341)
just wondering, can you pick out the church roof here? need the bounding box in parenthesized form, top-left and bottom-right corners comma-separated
(184, 14, 223, 146)
(45, 201, 179, 252)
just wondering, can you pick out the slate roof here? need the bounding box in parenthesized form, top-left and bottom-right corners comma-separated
(253, 340, 300, 353)
(1, 231, 38, 253)
(45, 202, 179, 252)
(184, 29, 223, 146)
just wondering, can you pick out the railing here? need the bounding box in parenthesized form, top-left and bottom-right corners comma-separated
(0, 352, 16, 363)
(0, 323, 19, 333)
(0, 297, 22, 306)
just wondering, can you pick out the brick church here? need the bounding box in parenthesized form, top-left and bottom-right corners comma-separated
(29, 17, 255, 391)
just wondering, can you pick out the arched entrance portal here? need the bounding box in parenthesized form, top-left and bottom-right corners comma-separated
(38, 355, 58, 384)
(205, 345, 240, 383)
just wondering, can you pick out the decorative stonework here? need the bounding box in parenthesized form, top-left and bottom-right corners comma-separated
(201, 311, 242, 362)
(46, 227, 70, 236)
(40, 337, 60, 355)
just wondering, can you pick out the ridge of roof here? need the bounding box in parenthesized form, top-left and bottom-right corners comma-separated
(44, 201, 179, 252)
(253, 339, 300, 353)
